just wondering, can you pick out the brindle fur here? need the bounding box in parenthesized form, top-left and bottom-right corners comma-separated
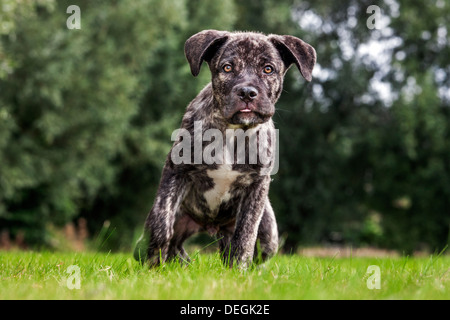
(134, 30, 316, 268)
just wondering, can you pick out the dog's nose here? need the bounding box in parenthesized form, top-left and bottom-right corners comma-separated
(237, 86, 258, 102)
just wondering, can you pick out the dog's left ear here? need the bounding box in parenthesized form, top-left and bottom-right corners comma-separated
(185, 30, 230, 77)
(269, 35, 316, 81)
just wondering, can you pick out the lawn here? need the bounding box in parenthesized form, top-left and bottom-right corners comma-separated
(0, 250, 448, 300)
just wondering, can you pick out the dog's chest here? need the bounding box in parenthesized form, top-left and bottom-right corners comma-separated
(203, 164, 243, 211)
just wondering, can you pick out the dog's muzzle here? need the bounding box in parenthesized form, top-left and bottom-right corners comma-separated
(226, 85, 274, 126)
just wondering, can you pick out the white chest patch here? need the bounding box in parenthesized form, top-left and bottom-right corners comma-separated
(203, 164, 243, 211)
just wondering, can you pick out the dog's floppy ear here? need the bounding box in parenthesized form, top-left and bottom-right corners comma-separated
(269, 35, 316, 82)
(185, 30, 229, 77)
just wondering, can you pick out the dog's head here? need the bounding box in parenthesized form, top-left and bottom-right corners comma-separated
(185, 30, 316, 127)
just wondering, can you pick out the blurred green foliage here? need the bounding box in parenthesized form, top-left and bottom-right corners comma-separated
(0, 0, 449, 254)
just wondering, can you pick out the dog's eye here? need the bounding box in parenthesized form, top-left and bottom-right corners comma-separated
(263, 65, 274, 74)
(223, 64, 233, 73)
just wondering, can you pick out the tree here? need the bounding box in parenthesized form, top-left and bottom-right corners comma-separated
(235, 0, 450, 253)
(0, 0, 190, 245)
(1, 0, 448, 253)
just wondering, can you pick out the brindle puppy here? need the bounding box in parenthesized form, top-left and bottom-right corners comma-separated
(134, 30, 316, 268)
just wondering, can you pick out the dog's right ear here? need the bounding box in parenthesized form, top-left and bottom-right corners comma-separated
(185, 30, 229, 77)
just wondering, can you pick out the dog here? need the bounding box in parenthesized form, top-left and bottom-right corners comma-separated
(134, 30, 316, 268)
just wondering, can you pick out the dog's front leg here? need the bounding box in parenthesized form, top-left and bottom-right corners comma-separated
(227, 176, 271, 268)
(134, 165, 188, 266)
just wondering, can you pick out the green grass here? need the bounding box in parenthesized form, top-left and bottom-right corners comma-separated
(0, 250, 448, 299)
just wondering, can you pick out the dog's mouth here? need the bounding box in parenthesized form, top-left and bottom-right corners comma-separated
(223, 95, 274, 127)
(239, 107, 252, 113)
(228, 106, 272, 127)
